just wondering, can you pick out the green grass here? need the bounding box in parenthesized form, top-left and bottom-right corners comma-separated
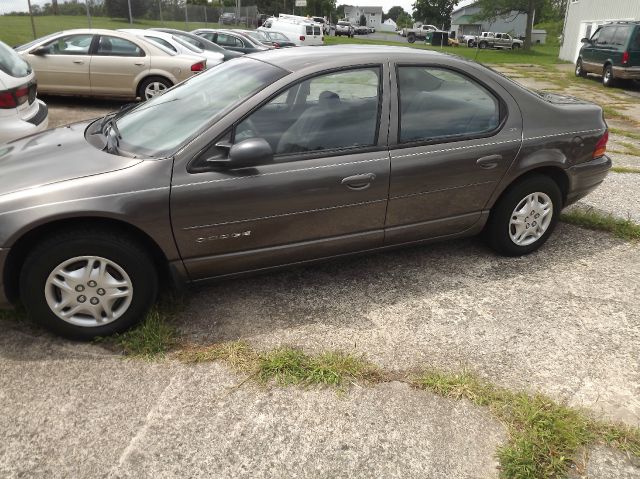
(618, 141, 640, 157)
(96, 295, 184, 359)
(561, 207, 640, 240)
(0, 15, 222, 47)
(325, 35, 563, 64)
(611, 166, 640, 174)
(414, 370, 640, 479)
(610, 128, 640, 142)
(177, 342, 381, 387)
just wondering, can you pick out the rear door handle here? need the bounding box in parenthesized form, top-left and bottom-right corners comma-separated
(134, 61, 145, 66)
(476, 154, 502, 169)
(341, 173, 376, 190)
(72, 60, 85, 64)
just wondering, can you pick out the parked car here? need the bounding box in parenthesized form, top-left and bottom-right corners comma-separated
(575, 21, 640, 87)
(355, 25, 369, 35)
(237, 29, 296, 48)
(0, 40, 48, 144)
(119, 29, 223, 68)
(192, 29, 270, 54)
(475, 32, 523, 50)
(220, 12, 237, 25)
(14, 29, 206, 100)
(259, 15, 324, 46)
(149, 28, 244, 61)
(368, 26, 375, 33)
(0, 46, 611, 339)
(335, 21, 354, 37)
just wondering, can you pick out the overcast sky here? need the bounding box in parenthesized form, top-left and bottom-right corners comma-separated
(347, 0, 474, 16)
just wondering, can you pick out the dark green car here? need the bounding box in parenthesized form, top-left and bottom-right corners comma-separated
(576, 21, 640, 87)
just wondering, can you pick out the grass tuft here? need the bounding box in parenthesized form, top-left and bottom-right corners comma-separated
(617, 141, 640, 157)
(413, 371, 640, 479)
(609, 128, 640, 142)
(611, 166, 640, 174)
(561, 207, 640, 240)
(175, 340, 258, 372)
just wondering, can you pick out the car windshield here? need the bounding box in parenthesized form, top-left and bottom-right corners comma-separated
(15, 32, 58, 51)
(114, 58, 287, 157)
(245, 31, 263, 42)
(172, 35, 204, 53)
(0, 41, 31, 77)
(267, 32, 288, 41)
(338, 22, 349, 26)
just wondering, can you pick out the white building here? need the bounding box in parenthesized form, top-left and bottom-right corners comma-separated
(381, 18, 397, 32)
(560, 0, 640, 62)
(450, 2, 528, 38)
(343, 6, 383, 28)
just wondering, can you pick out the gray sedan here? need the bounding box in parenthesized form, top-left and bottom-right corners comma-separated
(0, 46, 611, 339)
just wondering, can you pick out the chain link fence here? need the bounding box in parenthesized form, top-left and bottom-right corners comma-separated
(1, 0, 261, 45)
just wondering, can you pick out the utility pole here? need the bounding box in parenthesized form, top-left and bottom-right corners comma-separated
(127, 0, 133, 24)
(85, 0, 92, 28)
(159, 0, 163, 23)
(27, 0, 37, 39)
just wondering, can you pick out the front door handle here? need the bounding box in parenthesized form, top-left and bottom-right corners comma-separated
(476, 154, 502, 169)
(134, 61, 145, 66)
(341, 173, 376, 190)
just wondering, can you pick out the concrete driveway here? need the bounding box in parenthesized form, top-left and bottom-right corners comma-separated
(1, 63, 639, 478)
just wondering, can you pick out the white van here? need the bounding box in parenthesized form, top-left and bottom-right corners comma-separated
(258, 15, 324, 46)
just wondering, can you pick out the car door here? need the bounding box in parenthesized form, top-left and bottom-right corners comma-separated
(90, 35, 148, 97)
(385, 63, 522, 245)
(24, 33, 93, 94)
(593, 26, 615, 70)
(170, 66, 391, 280)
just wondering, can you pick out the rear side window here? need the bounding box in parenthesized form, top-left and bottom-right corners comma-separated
(96, 36, 144, 57)
(612, 26, 632, 46)
(398, 66, 500, 143)
(0, 41, 31, 77)
(597, 27, 615, 45)
(306, 25, 313, 35)
(313, 26, 321, 35)
(633, 28, 640, 50)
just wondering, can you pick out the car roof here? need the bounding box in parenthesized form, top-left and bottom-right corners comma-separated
(246, 45, 444, 72)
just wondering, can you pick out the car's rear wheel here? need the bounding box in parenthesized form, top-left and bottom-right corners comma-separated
(575, 58, 587, 77)
(479, 41, 488, 49)
(486, 175, 562, 256)
(408, 34, 416, 43)
(602, 64, 615, 87)
(468, 39, 475, 47)
(20, 231, 158, 340)
(138, 76, 173, 101)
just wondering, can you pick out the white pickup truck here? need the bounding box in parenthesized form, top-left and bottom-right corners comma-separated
(401, 24, 438, 43)
(463, 31, 523, 49)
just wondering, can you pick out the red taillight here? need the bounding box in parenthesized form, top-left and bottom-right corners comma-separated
(274, 42, 280, 48)
(0, 91, 17, 109)
(593, 130, 608, 158)
(622, 51, 630, 65)
(14, 86, 29, 106)
(299, 35, 305, 41)
(191, 61, 206, 72)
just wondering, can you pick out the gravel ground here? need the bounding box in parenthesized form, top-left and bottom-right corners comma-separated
(574, 172, 640, 222)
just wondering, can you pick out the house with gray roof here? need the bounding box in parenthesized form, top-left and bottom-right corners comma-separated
(343, 6, 383, 28)
(450, 2, 528, 39)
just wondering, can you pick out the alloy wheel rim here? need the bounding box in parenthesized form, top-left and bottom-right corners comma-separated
(509, 192, 553, 246)
(45, 256, 133, 327)
(145, 82, 167, 99)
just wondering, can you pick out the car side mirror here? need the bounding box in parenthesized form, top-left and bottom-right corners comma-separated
(580, 37, 590, 44)
(30, 46, 49, 55)
(229, 137, 273, 167)
(205, 137, 273, 169)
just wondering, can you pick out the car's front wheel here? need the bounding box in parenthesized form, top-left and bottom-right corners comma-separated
(512, 43, 521, 49)
(20, 231, 158, 339)
(478, 41, 488, 49)
(407, 34, 416, 43)
(575, 58, 587, 77)
(486, 175, 562, 256)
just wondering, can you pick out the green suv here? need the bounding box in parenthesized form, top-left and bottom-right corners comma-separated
(575, 21, 640, 87)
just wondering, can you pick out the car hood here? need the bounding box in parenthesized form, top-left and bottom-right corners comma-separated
(0, 121, 141, 197)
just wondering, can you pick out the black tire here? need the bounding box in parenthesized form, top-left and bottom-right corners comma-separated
(575, 58, 587, 77)
(20, 230, 158, 340)
(468, 40, 475, 48)
(512, 43, 521, 49)
(407, 34, 416, 44)
(485, 175, 562, 257)
(137, 76, 173, 101)
(479, 41, 488, 49)
(602, 64, 615, 87)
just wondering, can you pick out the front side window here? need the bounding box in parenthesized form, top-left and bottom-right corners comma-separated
(96, 36, 144, 57)
(115, 58, 287, 157)
(45, 34, 93, 55)
(235, 67, 381, 157)
(398, 66, 500, 143)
